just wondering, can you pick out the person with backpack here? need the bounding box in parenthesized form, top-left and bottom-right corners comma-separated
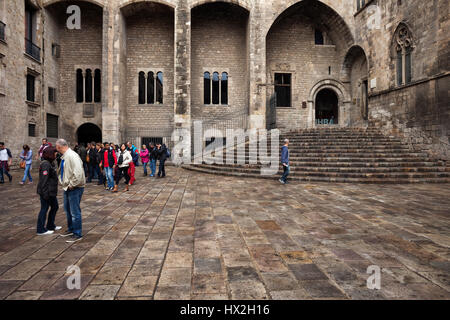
(0, 142, 13, 183)
(36, 146, 61, 235)
(19, 145, 33, 185)
(156, 143, 169, 178)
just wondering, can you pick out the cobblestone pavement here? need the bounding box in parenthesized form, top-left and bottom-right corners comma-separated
(0, 167, 449, 300)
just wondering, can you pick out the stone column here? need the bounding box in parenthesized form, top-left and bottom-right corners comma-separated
(248, 2, 266, 129)
(102, 4, 125, 144)
(174, 0, 191, 130)
(172, 0, 191, 161)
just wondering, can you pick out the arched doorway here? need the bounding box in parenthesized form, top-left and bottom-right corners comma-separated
(315, 89, 338, 125)
(341, 45, 369, 123)
(77, 123, 102, 145)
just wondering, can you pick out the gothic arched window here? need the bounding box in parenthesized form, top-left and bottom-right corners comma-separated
(85, 69, 93, 102)
(94, 69, 101, 103)
(221, 72, 228, 105)
(393, 24, 413, 86)
(212, 72, 220, 104)
(156, 72, 163, 104)
(147, 71, 154, 104)
(138, 71, 146, 104)
(204, 72, 211, 105)
(76, 69, 83, 103)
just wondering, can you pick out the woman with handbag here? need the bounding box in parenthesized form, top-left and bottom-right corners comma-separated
(19, 145, 33, 185)
(36, 146, 61, 235)
(112, 143, 132, 192)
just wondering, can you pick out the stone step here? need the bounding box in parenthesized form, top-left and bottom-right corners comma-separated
(238, 151, 426, 157)
(203, 156, 432, 162)
(289, 161, 446, 167)
(281, 138, 403, 143)
(193, 163, 449, 173)
(182, 165, 450, 184)
(280, 134, 395, 139)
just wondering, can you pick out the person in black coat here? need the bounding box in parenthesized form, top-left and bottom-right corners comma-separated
(87, 142, 100, 183)
(156, 143, 167, 178)
(149, 143, 158, 177)
(36, 146, 61, 235)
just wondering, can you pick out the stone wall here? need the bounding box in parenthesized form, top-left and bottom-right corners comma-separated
(46, 1, 104, 143)
(124, 3, 174, 142)
(190, 2, 249, 123)
(355, 0, 449, 159)
(0, 0, 448, 162)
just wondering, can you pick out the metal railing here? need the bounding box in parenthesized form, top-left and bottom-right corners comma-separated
(124, 127, 175, 151)
(0, 21, 5, 42)
(25, 38, 41, 61)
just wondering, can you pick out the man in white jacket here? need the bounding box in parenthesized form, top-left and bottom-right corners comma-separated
(56, 139, 85, 243)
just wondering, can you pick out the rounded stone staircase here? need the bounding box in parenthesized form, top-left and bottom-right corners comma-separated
(182, 128, 450, 183)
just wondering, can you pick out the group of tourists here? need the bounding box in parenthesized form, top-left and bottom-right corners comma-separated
(73, 140, 169, 192)
(1, 135, 289, 244)
(0, 137, 170, 243)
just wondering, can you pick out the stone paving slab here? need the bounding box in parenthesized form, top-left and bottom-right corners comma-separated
(0, 168, 449, 300)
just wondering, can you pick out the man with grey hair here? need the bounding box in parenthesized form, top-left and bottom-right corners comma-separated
(279, 138, 290, 184)
(55, 139, 85, 243)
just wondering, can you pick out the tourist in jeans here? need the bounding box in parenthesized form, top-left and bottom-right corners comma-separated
(156, 143, 167, 178)
(101, 142, 117, 191)
(113, 143, 132, 192)
(0, 142, 13, 183)
(140, 145, 150, 176)
(56, 139, 85, 243)
(19, 145, 33, 185)
(279, 139, 290, 184)
(36, 146, 61, 235)
(149, 142, 157, 177)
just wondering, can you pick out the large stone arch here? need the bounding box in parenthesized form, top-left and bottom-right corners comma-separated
(190, 0, 251, 11)
(341, 45, 370, 125)
(341, 45, 369, 82)
(118, 0, 177, 10)
(307, 79, 351, 128)
(264, 0, 354, 45)
(43, 0, 105, 8)
(266, 0, 354, 131)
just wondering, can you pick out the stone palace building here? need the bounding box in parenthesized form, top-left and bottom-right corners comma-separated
(0, 0, 448, 161)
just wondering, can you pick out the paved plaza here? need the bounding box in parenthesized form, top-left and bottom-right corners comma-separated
(0, 167, 449, 300)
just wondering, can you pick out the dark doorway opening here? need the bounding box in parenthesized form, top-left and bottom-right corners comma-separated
(315, 89, 338, 124)
(142, 137, 163, 148)
(77, 123, 102, 146)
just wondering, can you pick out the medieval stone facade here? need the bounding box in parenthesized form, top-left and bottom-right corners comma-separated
(0, 0, 448, 160)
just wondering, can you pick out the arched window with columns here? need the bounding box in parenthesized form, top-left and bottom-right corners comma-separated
(147, 71, 154, 104)
(138, 71, 145, 104)
(204, 72, 211, 104)
(76, 69, 83, 103)
(392, 23, 414, 86)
